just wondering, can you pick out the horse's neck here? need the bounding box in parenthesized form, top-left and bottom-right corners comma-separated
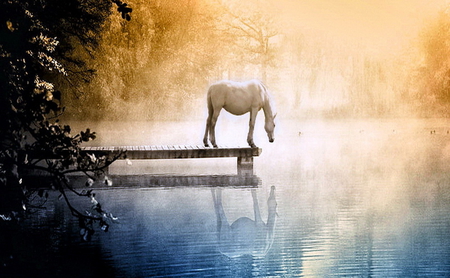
(266, 210, 277, 237)
(262, 95, 274, 121)
(265, 186, 277, 241)
(267, 208, 277, 225)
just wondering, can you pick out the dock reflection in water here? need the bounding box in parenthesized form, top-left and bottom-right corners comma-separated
(89, 182, 281, 278)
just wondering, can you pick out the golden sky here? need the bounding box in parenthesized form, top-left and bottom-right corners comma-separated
(273, 0, 447, 53)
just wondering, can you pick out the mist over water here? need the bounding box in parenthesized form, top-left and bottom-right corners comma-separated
(7, 118, 450, 277)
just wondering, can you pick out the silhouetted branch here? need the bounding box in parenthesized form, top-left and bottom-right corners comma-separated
(111, 0, 132, 21)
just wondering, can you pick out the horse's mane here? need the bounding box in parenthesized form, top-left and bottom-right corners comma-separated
(257, 80, 276, 117)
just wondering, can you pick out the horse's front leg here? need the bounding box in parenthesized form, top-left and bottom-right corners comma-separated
(247, 109, 258, 148)
(251, 189, 263, 225)
(203, 116, 211, 147)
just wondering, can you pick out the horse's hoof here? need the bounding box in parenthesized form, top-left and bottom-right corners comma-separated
(250, 144, 257, 148)
(213, 145, 218, 148)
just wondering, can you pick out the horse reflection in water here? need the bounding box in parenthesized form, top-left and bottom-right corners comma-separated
(211, 186, 277, 258)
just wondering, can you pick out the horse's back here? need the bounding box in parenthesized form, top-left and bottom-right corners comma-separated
(209, 79, 262, 92)
(208, 80, 265, 115)
(219, 217, 268, 257)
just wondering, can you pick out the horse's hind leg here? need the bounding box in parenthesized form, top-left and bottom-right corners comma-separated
(203, 98, 214, 147)
(211, 189, 231, 243)
(209, 109, 221, 148)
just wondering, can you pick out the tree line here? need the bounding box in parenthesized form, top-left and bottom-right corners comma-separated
(55, 1, 450, 120)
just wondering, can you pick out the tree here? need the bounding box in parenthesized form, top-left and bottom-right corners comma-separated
(60, 0, 225, 120)
(0, 0, 131, 241)
(413, 8, 450, 115)
(218, 0, 280, 82)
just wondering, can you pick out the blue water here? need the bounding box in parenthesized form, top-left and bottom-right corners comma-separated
(2, 119, 450, 277)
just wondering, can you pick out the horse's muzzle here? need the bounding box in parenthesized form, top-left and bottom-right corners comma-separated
(269, 138, 274, 143)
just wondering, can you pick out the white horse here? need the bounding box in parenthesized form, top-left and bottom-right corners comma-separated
(203, 80, 276, 148)
(211, 186, 277, 258)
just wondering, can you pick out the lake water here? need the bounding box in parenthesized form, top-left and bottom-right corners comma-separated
(2, 118, 450, 277)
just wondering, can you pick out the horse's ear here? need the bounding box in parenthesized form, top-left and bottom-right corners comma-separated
(273, 113, 277, 120)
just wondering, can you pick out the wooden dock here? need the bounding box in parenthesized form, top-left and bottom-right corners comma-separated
(81, 145, 262, 175)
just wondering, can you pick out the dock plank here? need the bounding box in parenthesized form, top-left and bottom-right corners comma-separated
(80, 145, 261, 160)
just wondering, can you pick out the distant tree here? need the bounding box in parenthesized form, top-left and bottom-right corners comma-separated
(218, 0, 280, 82)
(0, 0, 131, 241)
(415, 8, 450, 115)
(68, 0, 224, 120)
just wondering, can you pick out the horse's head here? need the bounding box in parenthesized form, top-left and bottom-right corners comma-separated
(264, 113, 276, 143)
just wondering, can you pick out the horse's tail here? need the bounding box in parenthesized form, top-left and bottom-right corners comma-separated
(206, 87, 214, 117)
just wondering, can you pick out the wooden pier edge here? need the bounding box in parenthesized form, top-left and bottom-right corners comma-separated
(80, 145, 262, 176)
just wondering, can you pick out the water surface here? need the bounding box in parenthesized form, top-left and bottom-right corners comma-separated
(2, 119, 450, 277)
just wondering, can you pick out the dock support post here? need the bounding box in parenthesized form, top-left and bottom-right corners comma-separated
(237, 156, 253, 176)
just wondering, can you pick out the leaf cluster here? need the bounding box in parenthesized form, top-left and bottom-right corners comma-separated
(113, 0, 132, 21)
(0, 0, 131, 241)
